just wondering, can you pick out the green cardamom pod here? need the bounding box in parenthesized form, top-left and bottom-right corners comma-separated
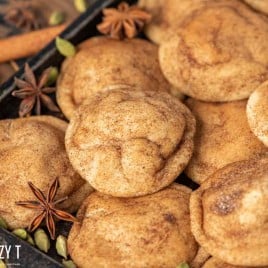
(0, 217, 7, 229)
(46, 67, 59, 86)
(0, 260, 6, 268)
(176, 263, 190, 268)
(26, 234, 35, 246)
(49, 11, 65, 26)
(34, 229, 50, 253)
(74, 0, 88, 13)
(62, 259, 76, 268)
(56, 37, 76, 57)
(12, 228, 27, 240)
(56, 235, 68, 259)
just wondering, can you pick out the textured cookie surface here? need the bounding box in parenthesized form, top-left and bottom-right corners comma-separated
(185, 99, 267, 184)
(68, 184, 197, 268)
(138, 0, 207, 44)
(159, 0, 268, 101)
(66, 89, 195, 197)
(0, 116, 93, 229)
(190, 156, 268, 266)
(57, 37, 171, 119)
(247, 81, 268, 147)
(202, 257, 264, 268)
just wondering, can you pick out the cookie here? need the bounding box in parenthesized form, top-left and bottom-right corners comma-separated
(68, 184, 198, 268)
(57, 37, 171, 119)
(190, 156, 268, 266)
(138, 0, 207, 44)
(185, 99, 267, 184)
(247, 81, 268, 147)
(0, 116, 93, 229)
(159, 0, 268, 101)
(65, 89, 195, 197)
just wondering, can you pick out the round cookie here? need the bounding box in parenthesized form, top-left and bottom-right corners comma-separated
(202, 257, 265, 268)
(57, 37, 171, 119)
(0, 116, 93, 229)
(244, 0, 268, 15)
(190, 156, 268, 266)
(159, 0, 268, 101)
(65, 89, 196, 197)
(138, 0, 207, 44)
(247, 81, 268, 147)
(68, 184, 198, 268)
(185, 99, 267, 184)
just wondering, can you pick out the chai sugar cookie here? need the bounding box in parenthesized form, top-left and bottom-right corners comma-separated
(185, 99, 267, 184)
(190, 156, 268, 266)
(159, 0, 268, 101)
(68, 184, 198, 268)
(57, 37, 171, 119)
(247, 81, 268, 147)
(65, 89, 195, 197)
(138, 0, 207, 44)
(0, 116, 93, 229)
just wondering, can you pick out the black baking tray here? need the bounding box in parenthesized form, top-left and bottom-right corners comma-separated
(0, 0, 198, 266)
(0, 0, 136, 119)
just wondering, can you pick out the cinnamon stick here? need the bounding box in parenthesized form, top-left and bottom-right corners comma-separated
(0, 24, 67, 63)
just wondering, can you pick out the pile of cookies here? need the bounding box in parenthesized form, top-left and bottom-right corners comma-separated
(1, 0, 268, 267)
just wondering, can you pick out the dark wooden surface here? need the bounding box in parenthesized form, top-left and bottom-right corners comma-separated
(0, 0, 80, 84)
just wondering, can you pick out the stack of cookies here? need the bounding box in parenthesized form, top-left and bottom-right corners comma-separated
(1, 0, 268, 267)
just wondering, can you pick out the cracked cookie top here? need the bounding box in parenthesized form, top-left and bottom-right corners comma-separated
(68, 183, 197, 268)
(159, 0, 268, 101)
(0, 116, 93, 229)
(185, 99, 267, 184)
(65, 89, 195, 197)
(190, 156, 268, 266)
(56, 37, 171, 119)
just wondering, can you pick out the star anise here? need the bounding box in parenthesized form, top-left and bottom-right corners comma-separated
(12, 63, 60, 117)
(4, 2, 45, 32)
(16, 178, 78, 240)
(97, 1, 151, 39)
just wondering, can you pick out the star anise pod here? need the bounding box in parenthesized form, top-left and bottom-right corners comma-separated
(97, 1, 151, 40)
(16, 178, 78, 240)
(4, 2, 45, 31)
(12, 63, 60, 117)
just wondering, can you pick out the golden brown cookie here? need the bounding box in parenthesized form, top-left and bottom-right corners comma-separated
(185, 99, 267, 184)
(247, 81, 268, 147)
(191, 247, 210, 268)
(68, 183, 198, 268)
(159, 0, 268, 101)
(138, 0, 207, 44)
(190, 156, 268, 266)
(0, 116, 93, 229)
(65, 89, 195, 197)
(244, 0, 268, 15)
(202, 257, 266, 268)
(57, 36, 171, 119)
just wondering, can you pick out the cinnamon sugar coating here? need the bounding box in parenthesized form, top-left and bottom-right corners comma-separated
(185, 99, 267, 184)
(190, 156, 268, 266)
(159, 0, 268, 101)
(65, 89, 195, 197)
(68, 184, 198, 268)
(57, 37, 171, 119)
(247, 81, 268, 147)
(0, 116, 93, 229)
